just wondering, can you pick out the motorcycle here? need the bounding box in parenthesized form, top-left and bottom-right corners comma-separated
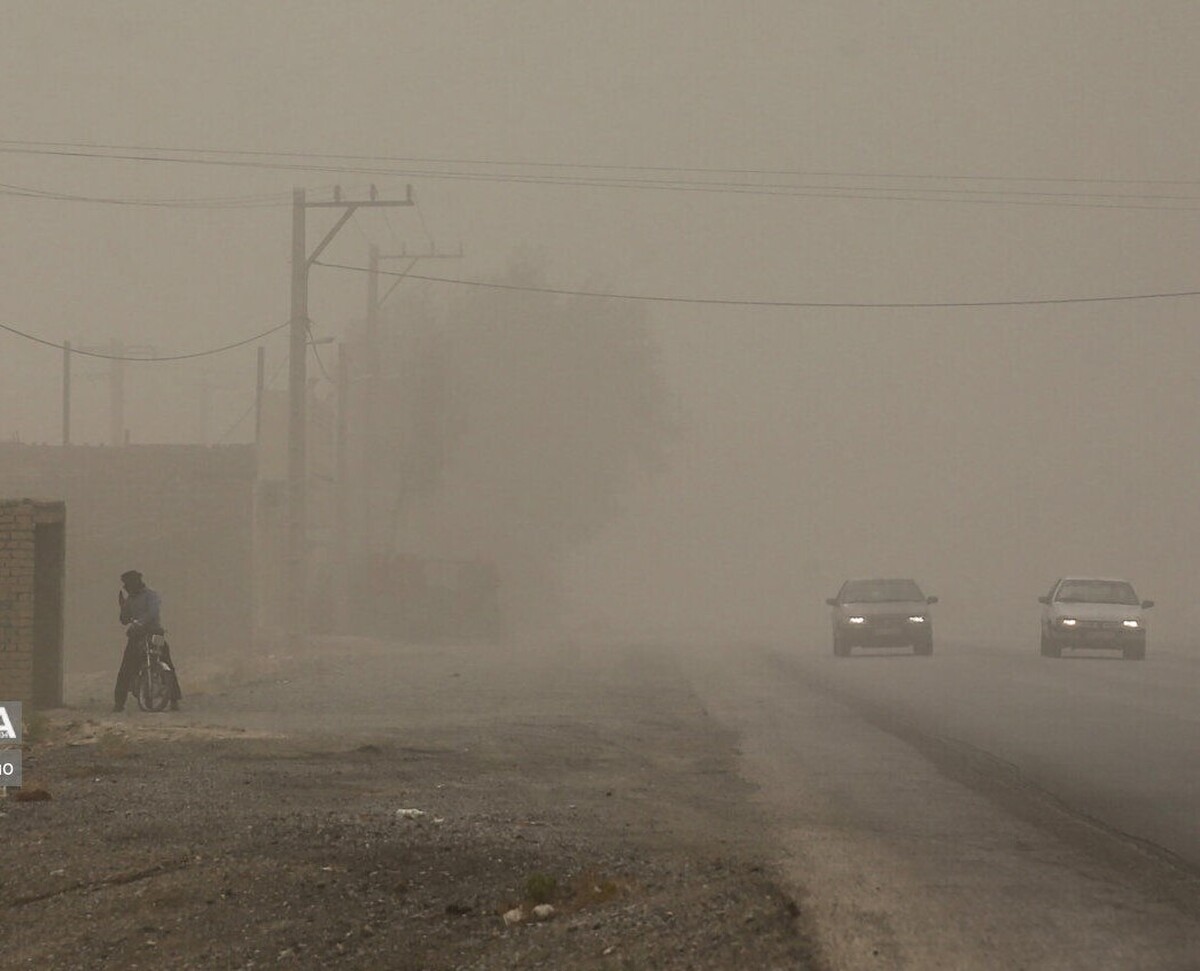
(128, 621, 175, 712)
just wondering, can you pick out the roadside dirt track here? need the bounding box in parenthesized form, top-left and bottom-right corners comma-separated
(2, 640, 817, 970)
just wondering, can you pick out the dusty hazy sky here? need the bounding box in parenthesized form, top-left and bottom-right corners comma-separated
(3, 3, 1200, 642)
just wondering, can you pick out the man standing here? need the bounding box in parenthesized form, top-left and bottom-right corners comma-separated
(113, 570, 181, 712)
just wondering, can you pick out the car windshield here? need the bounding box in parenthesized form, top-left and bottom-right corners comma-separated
(839, 579, 925, 603)
(1054, 580, 1139, 606)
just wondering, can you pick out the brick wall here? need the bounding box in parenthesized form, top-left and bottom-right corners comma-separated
(0, 500, 65, 705)
(0, 445, 255, 674)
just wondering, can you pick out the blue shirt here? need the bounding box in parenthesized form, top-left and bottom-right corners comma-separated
(120, 587, 162, 631)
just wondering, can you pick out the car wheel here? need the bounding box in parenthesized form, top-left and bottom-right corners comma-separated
(833, 634, 850, 657)
(1123, 641, 1146, 661)
(913, 636, 933, 656)
(1040, 631, 1061, 658)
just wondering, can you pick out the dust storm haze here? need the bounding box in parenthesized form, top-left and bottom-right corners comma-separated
(2, 2, 1200, 654)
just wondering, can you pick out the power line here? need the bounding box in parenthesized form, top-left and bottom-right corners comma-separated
(378, 257, 420, 308)
(5, 143, 1200, 212)
(4, 137, 1199, 187)
(0, 180, 295, 209)
(0, 319, 292, 360)
(312, 259, 1200, 309)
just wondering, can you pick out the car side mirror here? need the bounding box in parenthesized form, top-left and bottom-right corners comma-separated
(825, 597, 839, 607)
(1141, 600, 1155, 609)
(1038, 596, 1050, 604)
(926, 596, 938, 604)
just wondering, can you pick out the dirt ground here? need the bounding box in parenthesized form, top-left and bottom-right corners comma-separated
(1, 639, 820, 970)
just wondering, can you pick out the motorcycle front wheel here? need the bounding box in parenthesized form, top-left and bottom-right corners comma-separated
(136, 660, 171, 712)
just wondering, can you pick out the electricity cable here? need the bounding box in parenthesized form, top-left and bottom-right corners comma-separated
(312, 259, 1200, 309)
(0, 319, 292, 361)
(0, 180, 294, 209)
(378, 258, 420, 308)
(5, 144, 1200, 212)
(4, 137, 1199, 187)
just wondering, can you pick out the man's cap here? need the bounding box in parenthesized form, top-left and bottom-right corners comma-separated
(120, 570, 143, 583)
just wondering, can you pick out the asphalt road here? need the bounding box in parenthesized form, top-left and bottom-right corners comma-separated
(683, 637, 1200, 970)
(785, 638, 1200, 867)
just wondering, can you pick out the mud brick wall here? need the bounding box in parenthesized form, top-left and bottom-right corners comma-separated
(0, 445, 255, 674)
(0, 501, 37, 701)
(0, 500, 63, 704)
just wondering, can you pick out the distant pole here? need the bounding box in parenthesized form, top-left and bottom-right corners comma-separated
(287, 188, 309, 641)
(198, 374, 212, 445)
(254, 344, 266, 449)
(364, 244, 381, 552)
(61, 341, 71, 445)
(336, 340, 349, 548)
(109, 339, 125, 446)
(335, 341, 350, 629)
(368, 243, 380, 336)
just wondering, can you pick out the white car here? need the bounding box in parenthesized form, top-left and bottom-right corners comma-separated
(1038, 577, 1153, 660)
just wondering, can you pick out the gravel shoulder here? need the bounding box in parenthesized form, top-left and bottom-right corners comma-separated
(2, 639, 818, 970)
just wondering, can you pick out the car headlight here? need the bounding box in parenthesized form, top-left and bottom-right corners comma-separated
(847, 616, 866, 625)
(907, 616, 926, 623)
(1123, 619, 1140, 629)
(1059, 618, 1077, 627)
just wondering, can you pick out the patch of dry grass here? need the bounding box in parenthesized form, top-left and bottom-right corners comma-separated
(95, 732, 136, 759)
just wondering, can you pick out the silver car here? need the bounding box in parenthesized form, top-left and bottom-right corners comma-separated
(1038, 577, 1153, 660)
(826, 578, 937, 657)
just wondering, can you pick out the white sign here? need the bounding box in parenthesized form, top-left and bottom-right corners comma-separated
(0, 702, 20, 787)
(0, 704, 17, 741)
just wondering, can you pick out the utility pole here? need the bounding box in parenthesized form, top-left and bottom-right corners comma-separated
(335, 341, 350, 629)
(109, 340, 125, 447)
(335, 341, 349, 538)
(362, 245, 381, 557)
(286, 185, 413, 643)
(363, 245, 465, 555)
(73, 340, 155, 445)
(288, 188, 309, 644)
(254, 345, 266, 450)
(61, 341, 71, 445)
